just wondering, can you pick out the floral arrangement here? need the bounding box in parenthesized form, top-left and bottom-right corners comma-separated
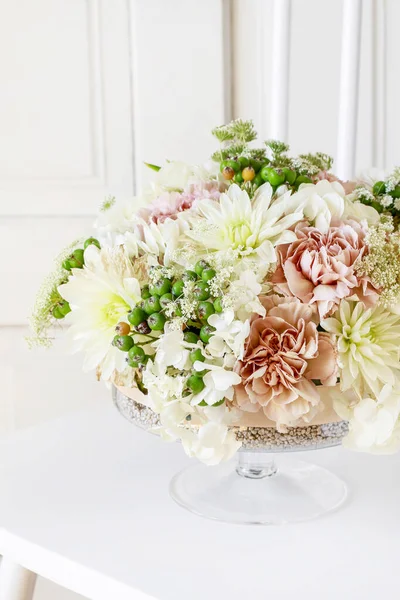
(31, 119, 400, 464)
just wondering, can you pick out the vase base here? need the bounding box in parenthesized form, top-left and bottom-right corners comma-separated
(170, 455, 347, 525)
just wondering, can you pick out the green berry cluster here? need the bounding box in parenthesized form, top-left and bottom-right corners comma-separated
(62, 237, 100, 272)
(219, 158, 311, 192)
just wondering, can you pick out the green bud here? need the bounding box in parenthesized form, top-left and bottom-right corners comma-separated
(183, 270, 198, 282)
(83, 237, 100, 250)
(141, 285, 151, 300)
(260, 166, 273, 182)
(62, 259, 72, 271)
(266, 168, 286, 187)
(226, 159, 240, 173)
(128, 345, 146, 363)
(234, 172, 244, 184)
(58, 300, 71, 316)
(295, 175, 312, 187)
(282, 167, 297, 185)
(52, 306, 64, 319)
(172, 279, 185, 297)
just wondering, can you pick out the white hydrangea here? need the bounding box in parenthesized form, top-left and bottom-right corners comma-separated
(206, 310, 250, 360)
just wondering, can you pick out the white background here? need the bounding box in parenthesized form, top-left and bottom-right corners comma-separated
(0, 1, 396, 598)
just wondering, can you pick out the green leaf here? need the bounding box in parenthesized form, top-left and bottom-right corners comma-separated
(144, 162, 161, 172)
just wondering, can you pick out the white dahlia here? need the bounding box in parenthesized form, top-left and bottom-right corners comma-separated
(286, 179, 345, 233)
(58, 245, 141, 380)
(186, 183, 302, 265)
(322, 300, 400, 396)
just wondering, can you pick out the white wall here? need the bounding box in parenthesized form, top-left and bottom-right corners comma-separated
(0, 1, 396, 599)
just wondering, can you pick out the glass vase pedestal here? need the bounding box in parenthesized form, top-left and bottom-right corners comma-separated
(170, 451, 347, 525)
(112, 386, 348, 525)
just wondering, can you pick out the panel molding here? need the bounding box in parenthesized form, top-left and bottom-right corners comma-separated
(0, 0, 135, 217)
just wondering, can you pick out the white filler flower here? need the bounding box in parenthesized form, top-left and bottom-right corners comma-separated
(58, 245, 141, 380)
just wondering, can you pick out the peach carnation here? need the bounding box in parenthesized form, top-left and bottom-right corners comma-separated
(272, 219, 379, 318)
(234, 296, 337, 431)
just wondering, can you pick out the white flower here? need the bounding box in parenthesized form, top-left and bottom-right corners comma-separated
(286, 179, 345, 233)
(322, 300, 400, 397)
(154, 325, 189, 370)
(96, 199, 188, 266)
(186, 183, 302, 265)
(342, 194, 380, 225)
(179, 422, 241, 466)
(191, 361, 241, 406)
(157, 161, 193, 190)
(339, 385, 400, 454)
(58, 246, 141, 380)
(225, 270, 266, 321)
(207, 310, 250, 360)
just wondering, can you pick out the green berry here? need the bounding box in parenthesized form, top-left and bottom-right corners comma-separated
(159, 293, 173, 309)
(266, 168, 286, 187)
(172, 279, 185, 297)
(226, 159, 240, 173)
(253, 173, 264, 186)
(260, 166, 273, 182)
(141, 285, 151, 299)
(62, 259, 72, 271)
(295, 174, 312, 187)
(373, 181, 386, 196)
(127, 357, 139, 368)
(150, 278, 172, 297)
(234, 172, 244, 184)
(282, 167, 297, 185)
(238, 156, 250, 168)
(193, 281, 210, 301)
(184, 331, 199, 344)
(128, 345, 145, 363)
(83, 237, 100, 250)
(197, 301, 215, 322)
(219, 160, 229, 173)
(200, 324, 215, 344)
(194, 260, 209, 277)
(249, 158, 263, 172)
(147, 312, 166, 331)
(187, 375, 205, 394)
(201, 268, 216, 283)
(128, 307, 147, 327)
(113, 335, 134, 352)
(213, 297, 223, 313)
(190, 348, 205, 364)
(52, 306, 64, 319)
(183, 270, 198, 282)
(144, 296, 161, 315)
(58, 300, 71, 316)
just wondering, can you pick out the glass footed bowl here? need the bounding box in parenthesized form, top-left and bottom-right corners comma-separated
(112, 386, 349, 525)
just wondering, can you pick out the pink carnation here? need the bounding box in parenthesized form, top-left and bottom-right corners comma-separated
(233, 296, 337, 430)
(272, 219, 379, 318)
(139, 182, 221, 224)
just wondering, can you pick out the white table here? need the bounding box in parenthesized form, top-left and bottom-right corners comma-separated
(0, 398, 399, 600)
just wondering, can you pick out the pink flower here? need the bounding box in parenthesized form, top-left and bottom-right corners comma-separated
(233, 296, 337, 430)
(272, 219, 379, 318)
(138, 182, 221, 224)
(317, 170, 356, 195)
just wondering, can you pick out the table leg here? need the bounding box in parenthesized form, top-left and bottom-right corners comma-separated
(0, 558, 37, 600)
